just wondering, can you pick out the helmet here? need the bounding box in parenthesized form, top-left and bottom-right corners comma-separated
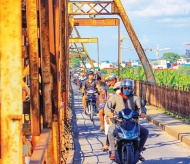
(108, 74, 117, 81)
(87, 71, 94, 75)
(100, 85, 106, 91)
(120, 79, 134, 96)
(113, 82, 121, 90)
(120, 79, 134, 89)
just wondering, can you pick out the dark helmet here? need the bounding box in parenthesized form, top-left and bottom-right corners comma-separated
(120, 79, 134, 89)
(120, 79, 134, 96)
(87, 71, 94, 76)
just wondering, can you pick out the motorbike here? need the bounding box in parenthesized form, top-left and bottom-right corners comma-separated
(86, 89, 97, 121)
(107, 101, 141, 164)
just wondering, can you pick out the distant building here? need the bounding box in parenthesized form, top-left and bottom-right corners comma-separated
(186, 49, 190, 58)
(149, 60, 171, 69)
(100, 60, 113, 69)
(177, 57, 187, 64)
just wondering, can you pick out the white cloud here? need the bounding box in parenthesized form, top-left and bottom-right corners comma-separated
(123, 0, 190, 17)
(122, 0, 190, 27)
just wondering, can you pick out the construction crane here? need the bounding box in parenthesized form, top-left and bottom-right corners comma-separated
(119, 36, 126, 64)
(155, 45, 170, 58)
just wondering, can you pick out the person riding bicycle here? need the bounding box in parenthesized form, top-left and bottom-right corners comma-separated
(81, 71, 100, 114)
(105, 79, 149, 162)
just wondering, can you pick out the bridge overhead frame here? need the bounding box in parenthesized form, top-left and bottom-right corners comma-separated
(69, 18, 121, 73)
(68, 0, 155, 82)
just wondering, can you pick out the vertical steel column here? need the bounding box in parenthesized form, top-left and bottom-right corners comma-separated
(54, 0, 61, 162)
(0, 0, 23, 162)
(39, 0, 52, 128)
(114, 0, 155, 83)
(62, 0, 69, 123)
(26, 0, 41, 135)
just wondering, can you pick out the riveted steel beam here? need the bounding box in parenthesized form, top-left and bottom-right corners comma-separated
(74, 18, 119, 26)
(61, 0, 69, 124)
(39, 0, 52, 128)
(69, 38, 98, 43)
(26, 0, 41, 135)
(68, 1, 119, 15)
(0, 0, 23, 162)
(54, 0, 62, 162)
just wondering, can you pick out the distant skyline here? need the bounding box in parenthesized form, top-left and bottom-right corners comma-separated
(72, 0, 190, 62)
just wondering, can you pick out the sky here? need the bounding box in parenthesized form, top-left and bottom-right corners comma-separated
(71, 0, 190, 62)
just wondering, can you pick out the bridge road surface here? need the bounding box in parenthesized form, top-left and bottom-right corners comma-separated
(72, 83, 190, 164)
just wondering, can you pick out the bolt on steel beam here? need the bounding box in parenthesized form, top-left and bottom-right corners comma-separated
(26, 0, 41, 135)
(0, 0, 23, 163)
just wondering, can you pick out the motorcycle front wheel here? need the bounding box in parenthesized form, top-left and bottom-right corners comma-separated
(122, 145, 134, 164)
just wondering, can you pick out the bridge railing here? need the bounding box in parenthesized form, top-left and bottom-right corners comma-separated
(134, 81, 190, 119)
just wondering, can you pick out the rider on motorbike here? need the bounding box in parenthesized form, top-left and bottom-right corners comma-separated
(81, 71, 100, 114)
(104, 78, 149, 162)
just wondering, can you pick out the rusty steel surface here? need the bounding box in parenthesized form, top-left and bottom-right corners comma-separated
(113, 0, 155, 83)
(135, 81, 190, 119)
(74, 18, 119, 26)
(61, 0, 70, 126)
(69, 38, 98, 43)
(0, 0, 23, 162)
(30, 129, 51, 163)
(39, 0, 52, 128)
(26, 0, 41, 135)
(48, 0, 56, 55)
(68, 1, 118, 15)
(54, 0, 61, 162)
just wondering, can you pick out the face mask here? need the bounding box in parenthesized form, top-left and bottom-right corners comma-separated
(123, 90, 131, 96)
(116, 90, 121, 94)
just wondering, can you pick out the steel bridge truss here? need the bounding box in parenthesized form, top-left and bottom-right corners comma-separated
(68, 0, 155, 82)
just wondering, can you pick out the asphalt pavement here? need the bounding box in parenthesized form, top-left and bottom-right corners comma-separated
(72, 83, 190, 164)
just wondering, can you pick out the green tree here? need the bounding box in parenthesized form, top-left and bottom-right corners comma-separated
(161, 52, 180, 63)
